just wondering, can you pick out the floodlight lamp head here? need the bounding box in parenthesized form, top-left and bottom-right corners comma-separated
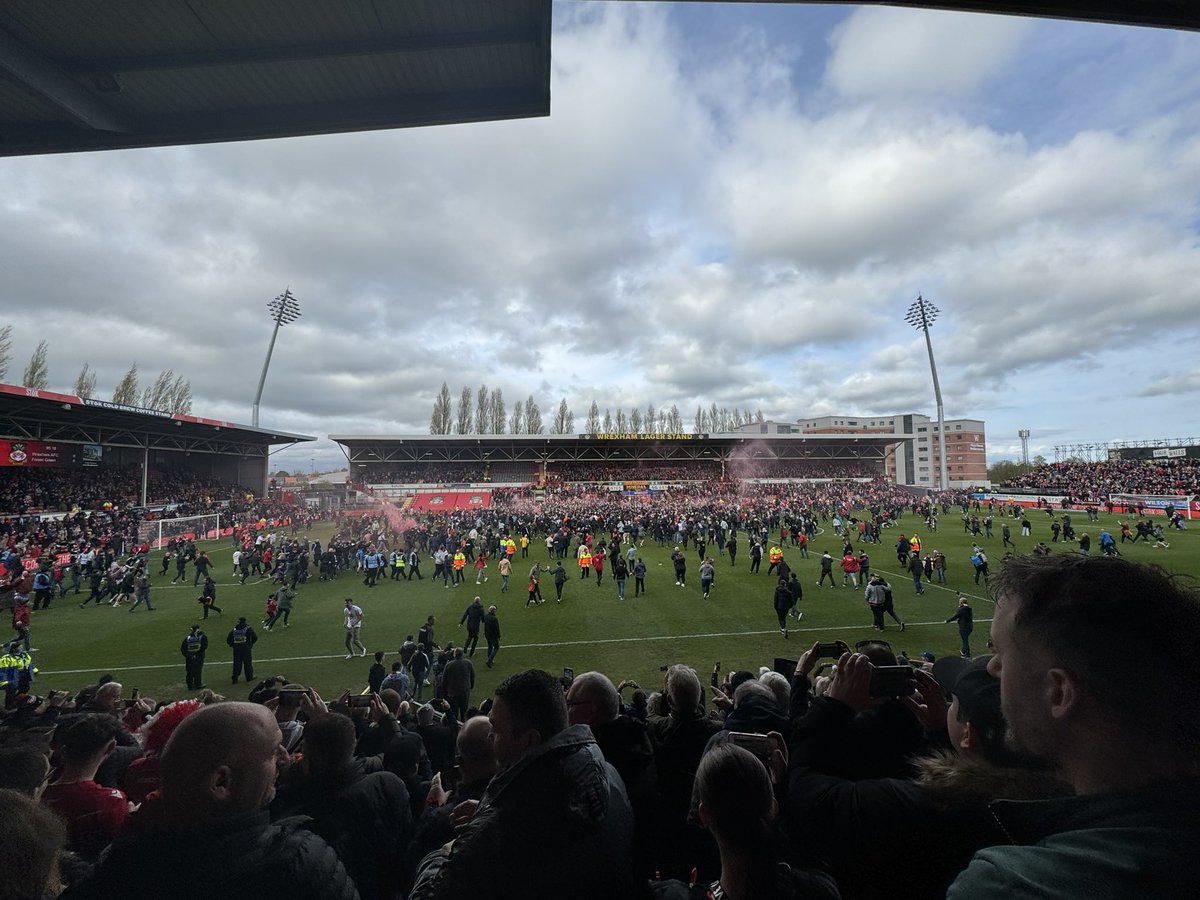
(267, 289, 301, 326)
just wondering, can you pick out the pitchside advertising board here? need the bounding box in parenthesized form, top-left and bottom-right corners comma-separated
(0, 439, 102, 468)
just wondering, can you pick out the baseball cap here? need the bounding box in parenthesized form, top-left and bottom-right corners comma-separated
(933, 656, 1001, 727)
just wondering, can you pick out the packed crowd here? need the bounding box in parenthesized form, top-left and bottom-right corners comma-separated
(2, 554, 1195, 900)
(997, 458, 1200, 500)
(0, 467, 257, 517)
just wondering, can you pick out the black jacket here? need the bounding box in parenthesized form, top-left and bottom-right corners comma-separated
(62, 809, 359, 900)
(410, 724, 636, 900)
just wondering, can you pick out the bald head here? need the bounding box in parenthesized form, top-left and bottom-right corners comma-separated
(160, 702, 285, 821)
(565, 671, 620, 727)
(456, 715, 498, 785)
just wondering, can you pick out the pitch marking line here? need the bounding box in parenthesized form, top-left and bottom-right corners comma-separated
(38, 618, 992, 676)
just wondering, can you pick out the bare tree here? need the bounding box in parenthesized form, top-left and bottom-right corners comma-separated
(644, 404, 656, 434)
(455, 385, 472, 434)
(586, 401, 600, 433)
(602, 408, 614, 432)
(0, 325, 12, 382)
(169, 375, 192, 415)
(709, 403, 720, 433)
(489, 388, 506, 434)
(509, 401, 525, 434)
(693, 406, 704, 434)
(552, 397, 573, 434)
(755, 408, 765, 424)
(73, 362, 98, 399)
(629, 407, 642, 434)
(141, 369, 176, 410)
(524, 395, 543, 434)
(615, 407, 628, 433)
(667, 405, 682, 432)
(113, 364, 139, 406)
(657, 410, 667, 432)
(475, 384, 490, 434)
(22, 340, 49, 390)
(430, 382, 452, 434)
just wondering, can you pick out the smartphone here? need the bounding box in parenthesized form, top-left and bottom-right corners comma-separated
(869, 665, 916, 698)
(816, 642, 844, 658)
(728, 731, 776, 763)
(350, 694, 375, 708)
(278, 690, 304, 708)
(773, 657, 798, 678)
(562, 667, 574, 681)
(130, 688, 140, 701)
(123, 698, 139, 709)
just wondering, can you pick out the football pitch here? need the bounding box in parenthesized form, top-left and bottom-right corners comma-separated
(29, 509, 1200, 703)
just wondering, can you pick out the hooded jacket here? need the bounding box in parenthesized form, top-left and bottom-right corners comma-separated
(410, 723, 636, 900)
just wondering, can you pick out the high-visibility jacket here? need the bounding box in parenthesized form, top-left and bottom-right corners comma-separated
(769, 546, 783, 564)
(505, 539, 517, 557)
(910, 535, 922, 553)
(579, 550, 593, 568)
(453, 552, 466, 571)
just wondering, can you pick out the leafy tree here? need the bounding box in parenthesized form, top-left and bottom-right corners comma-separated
(489, 388, 506, 434)
(455, 385, 472, 434)
(987, 459, 1029, 483)
(73, 362, 97, 399)
(475, 384, 490, 434)
(0, 325, 12, 382)
(141, 369, 176, 410)
(429, 382, 452, 434)
(113, 364, 139, 406)
(169, 376, 192, 415)
(22, 340, 49, 390)
(667, 404, 682, 432)
(586, 401, 600, 433)
(552, 397, 573, 434)
(524, 395, 543, 434)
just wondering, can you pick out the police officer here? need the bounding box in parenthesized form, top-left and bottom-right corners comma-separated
(226, 617, 258, 684)
(181, 624, 208, 690)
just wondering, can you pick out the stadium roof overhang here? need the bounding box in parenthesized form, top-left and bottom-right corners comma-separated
(332, 433, 903, 465)
(0, 0, 552, 157)
(0, 383, 314, 458)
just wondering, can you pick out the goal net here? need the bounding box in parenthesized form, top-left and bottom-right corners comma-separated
(138, 513, 224, 549)
(1108, 494, 1193, 519)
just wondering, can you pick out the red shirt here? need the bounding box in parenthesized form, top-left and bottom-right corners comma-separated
(12, 604, 30, 629)
(42, 779, 129, 858)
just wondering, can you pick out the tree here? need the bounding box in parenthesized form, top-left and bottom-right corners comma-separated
(586, 401, 600, 433)
(710, 403, 720, 433)
(629, 408, 642, 434)
(509, 402, 525, 434)
(113, 364, 139, 406)
(657, 410, 668, 432)
(644, 404, 656, 434)
(430, 382, 452, 434)
(73, 362, 98, 399)
(667, 405, 682, 432)
(693, 406, 704, 434)
(141, 369, 176, 410)
(489, 388, 506, 434)
(22, 340, 49, 390)
(615, 408, 627, 433)
(455, 385, 472, 434)
(168, 375, 192, 415)
(552, 398, 573, 434)
(0, 325, 12, 382)
(524, 395, 543, 434)
(755, 408, 765, 424)
(602, 409, 614, 432)
(987, 459, 1030, 483)
(475, 384, 490, 434)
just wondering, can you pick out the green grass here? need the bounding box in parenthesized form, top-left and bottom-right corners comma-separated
(28, 510, 1200, 704)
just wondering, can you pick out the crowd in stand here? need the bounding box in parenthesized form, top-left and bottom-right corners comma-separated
(998, 458, 1200, 501)
(2, 553, 1197, 900)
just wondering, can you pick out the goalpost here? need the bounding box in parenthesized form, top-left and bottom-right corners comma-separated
(137, 513, 224, 549)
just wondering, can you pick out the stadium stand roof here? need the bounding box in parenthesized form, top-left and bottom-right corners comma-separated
(0, 383, 313, 457)
(1, 1, 1192, 159)
(0, 0, 551, 157)
(332, 433, 901, 465)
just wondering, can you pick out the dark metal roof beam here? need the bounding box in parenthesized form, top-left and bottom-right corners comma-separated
(65, 27, 544, 74)
(0, 26, 130, 132)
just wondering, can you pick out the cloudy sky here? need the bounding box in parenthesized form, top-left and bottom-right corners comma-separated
(3, 2, 1200, 473)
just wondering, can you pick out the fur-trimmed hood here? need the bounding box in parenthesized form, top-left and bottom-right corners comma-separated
(915, 749, 1071, 811)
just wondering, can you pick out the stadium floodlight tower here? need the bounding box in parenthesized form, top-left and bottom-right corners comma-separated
(252, 288, 301, 428)
(905, 295, 950, 491)
(1018, 429, 1031, 466)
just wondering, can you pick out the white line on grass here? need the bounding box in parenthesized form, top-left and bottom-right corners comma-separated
(37, 617, 992, 676)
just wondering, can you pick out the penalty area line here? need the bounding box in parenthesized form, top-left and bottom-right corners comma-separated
(37, 619, 992, 676)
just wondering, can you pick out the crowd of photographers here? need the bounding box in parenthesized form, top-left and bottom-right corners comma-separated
(2, 552, 1196, 900)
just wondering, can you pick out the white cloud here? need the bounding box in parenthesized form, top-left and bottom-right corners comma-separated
(825, 7, 1032, 99)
